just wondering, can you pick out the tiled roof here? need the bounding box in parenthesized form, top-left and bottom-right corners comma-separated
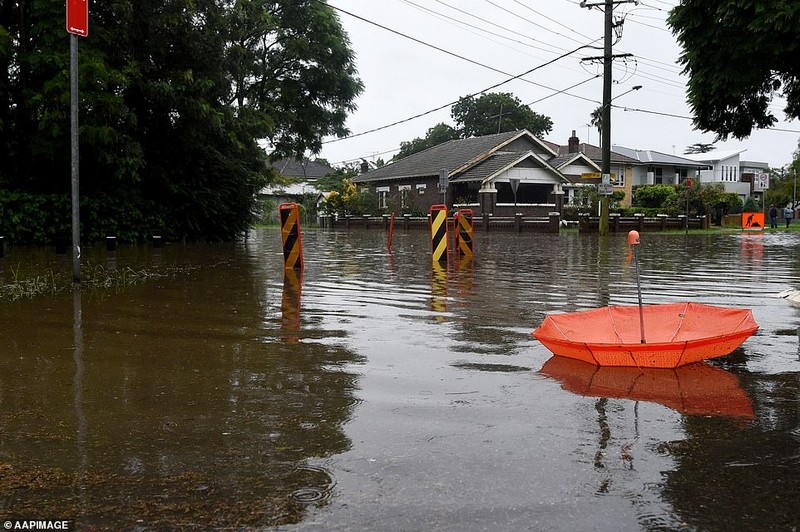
(451, 152, 528, 182)
(269, 158, 333, 179)
(681, 149, 747, 163)
(556, 143, 639, 165)
(352, 130, 530, 183)
(612, 146, 701, 166)
(352, 130, 639, 186)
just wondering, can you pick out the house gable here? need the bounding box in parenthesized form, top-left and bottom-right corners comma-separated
(452, 151, 567, 188)
(353, 129, 554, 185)
(550, 153, 601, 181)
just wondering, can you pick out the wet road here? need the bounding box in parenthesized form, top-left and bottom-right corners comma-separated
(1, 227, 799, 530)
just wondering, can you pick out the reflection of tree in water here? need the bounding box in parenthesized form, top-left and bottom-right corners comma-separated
(594, 398, 612, 494)
(0, 248, 364, 528)
(659, 372, 800, 530)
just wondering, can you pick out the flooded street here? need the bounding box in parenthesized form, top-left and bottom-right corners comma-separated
(1, 227, 800, 530)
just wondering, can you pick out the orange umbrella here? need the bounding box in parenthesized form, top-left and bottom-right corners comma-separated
(539, 356, 754, 419)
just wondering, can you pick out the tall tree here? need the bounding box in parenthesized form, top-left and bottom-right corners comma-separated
(589, 106, 603, 145)
(451, 92, 553, 138)
(393, 123, 459, 161)
(0, 0, 362, 242)
(668, 0, 800, 140)
(684, 143, 716, 154)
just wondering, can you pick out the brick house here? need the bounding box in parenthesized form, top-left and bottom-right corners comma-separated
(351, 130, 569, 217)
(353, 129, 643, 214)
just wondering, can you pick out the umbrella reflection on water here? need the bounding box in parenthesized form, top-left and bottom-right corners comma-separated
(539, 355, 754, 419)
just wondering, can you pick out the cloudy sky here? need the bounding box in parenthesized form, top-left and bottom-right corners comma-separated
(318, 0, 799, 169)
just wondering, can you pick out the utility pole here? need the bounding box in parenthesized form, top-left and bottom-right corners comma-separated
(581, 0, 638, 236)
(600, 0, 613, 237)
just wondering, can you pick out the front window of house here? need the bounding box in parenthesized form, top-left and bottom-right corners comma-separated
(612, 167, 625, 187)
(376, 186, 389, 210)
(647, 166, 663, 184)
(399, 185, 411, 209)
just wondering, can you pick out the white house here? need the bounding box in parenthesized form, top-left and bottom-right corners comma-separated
(682, 150, 751, 201)
(612, 146, 700, 186)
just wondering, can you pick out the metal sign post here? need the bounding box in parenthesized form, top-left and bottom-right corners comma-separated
(438, 169, 448, 205)
(67, 0, 88, 283)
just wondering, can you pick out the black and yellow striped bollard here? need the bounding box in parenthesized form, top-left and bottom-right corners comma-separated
(429, 204, 449, 264)
(279, 202, 304, 270)
(455, 208, 474, 258)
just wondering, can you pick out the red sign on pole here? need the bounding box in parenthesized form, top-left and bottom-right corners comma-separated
(66, 0, 89, 37)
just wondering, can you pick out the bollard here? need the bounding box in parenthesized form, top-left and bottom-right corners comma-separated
(455, 209, 474, 258)
(152, 235, 163, 249)
(279, 202, 304, 270)
(430, 204, 449, 265)
(387, 212, 396, 252)
(0, 236, 4, 259)
(106, 236, 117, 252)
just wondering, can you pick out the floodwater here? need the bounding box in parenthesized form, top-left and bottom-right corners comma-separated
(1, 227, 799, 530)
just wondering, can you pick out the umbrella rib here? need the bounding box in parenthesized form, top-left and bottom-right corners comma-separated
(667, 302, 690, 343)
(608, 306, 625, 343)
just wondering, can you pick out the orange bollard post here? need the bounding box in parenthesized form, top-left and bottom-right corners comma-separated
(279, 202, 304, 270)
(388, 212, 396, 252)
(456, 208, 474, 258)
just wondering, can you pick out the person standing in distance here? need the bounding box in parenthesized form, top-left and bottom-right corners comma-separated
(769, 204, 778, 228)
(784, 205, 794, 228)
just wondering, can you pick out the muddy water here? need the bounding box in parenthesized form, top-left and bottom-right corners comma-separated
(1, 228, 799, 530)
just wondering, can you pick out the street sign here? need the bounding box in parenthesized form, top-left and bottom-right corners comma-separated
(438, 169, 448, 193)
(67, 0, 89, 37)
(598, 183, 614, 196)
(754, 172, 769, 192)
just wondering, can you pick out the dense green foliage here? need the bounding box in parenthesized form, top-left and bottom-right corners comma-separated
(668, 1, 800, 139)
(452, 92, 553, 138)
(0, 0, 362, 244)
(742, 196, 759, 213)
(633, 183, 743, 219)
(394, 123, 459, 161)
(633, 184, 677, 209)
(393, 92, 553, 160)
(765, 148, 800, 210)
(318, 175, 374, 217)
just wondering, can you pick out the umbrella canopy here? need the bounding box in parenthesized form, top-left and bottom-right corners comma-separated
(533, 302, 757, 368)
(539, 356, 754, 419)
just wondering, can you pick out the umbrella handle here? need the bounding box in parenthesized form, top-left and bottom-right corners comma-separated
(629, 231, 646, 344)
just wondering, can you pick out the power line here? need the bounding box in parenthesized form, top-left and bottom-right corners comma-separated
(479, 0, 587, 46)
(323, 41, 600, 145)
(528, 75, 600, 106)
(399, 0, 570, 57)
(511, 0, 595, 41)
